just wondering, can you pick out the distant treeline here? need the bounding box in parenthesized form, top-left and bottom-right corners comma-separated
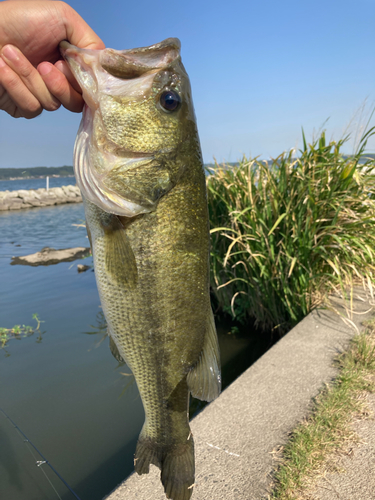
(0, 166, 74, 180)
(1, 155, 373, 180)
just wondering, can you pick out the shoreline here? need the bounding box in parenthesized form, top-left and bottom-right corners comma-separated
(0, 185, 82, 210)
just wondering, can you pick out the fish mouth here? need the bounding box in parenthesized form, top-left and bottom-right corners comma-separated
(60, 38, 180, 80)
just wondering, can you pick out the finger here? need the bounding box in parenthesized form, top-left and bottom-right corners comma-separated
(1, 45, 60, 112)
(38, 61, 83, 113)
(0, 56, 42, 119)
(61, 3, 105, 50)
(54, 60, 82, 94)
(0, 81, 21, 118)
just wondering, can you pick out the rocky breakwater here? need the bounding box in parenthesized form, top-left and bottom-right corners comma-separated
(0, 185, 82, 211)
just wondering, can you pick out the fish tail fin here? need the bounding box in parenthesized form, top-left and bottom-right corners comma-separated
(134, 431, 162, 474)
(161, 437, 195, 500)
(134, 430, 195, 500)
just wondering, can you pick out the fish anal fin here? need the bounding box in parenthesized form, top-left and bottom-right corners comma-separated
(99, 212, 138, 288)
(187, 310, 221, 402)
(109, 335, 125, 364)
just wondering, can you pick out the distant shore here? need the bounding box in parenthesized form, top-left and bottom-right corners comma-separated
(0, 166, 74, 181)
(1, 175, 75, 181)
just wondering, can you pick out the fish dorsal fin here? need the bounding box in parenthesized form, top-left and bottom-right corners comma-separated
(187, 309, 221, 402)
(99, 212, 138, 288)
(109, 335, 125, 364)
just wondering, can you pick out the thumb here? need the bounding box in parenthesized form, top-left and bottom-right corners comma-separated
(60, 2, 105, 50)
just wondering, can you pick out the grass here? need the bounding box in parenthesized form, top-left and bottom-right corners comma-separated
(207, 127, 375, 335)
(269, 318, 375, 499)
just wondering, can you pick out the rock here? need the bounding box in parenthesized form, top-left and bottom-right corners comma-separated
(0, 185, 82, 210)
(39, 197, 56, 206)
(28, 199, 46, 207)
(17, 189, 31, 199)
(21, 196, 37, 205)
(52, 187, 66, 198)
(0, 190, 10, 200)
(65, 185, 80, 197)
(11, 246, 91, 266)
(9, 203, 23, 210)
(29, 190, 40, 199)
(77, 264, 91, 273)
(44, 192, 57, 199)
(61, 185, 72, 196)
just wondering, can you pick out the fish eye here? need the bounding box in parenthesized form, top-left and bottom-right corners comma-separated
(159, 90, 181, 112)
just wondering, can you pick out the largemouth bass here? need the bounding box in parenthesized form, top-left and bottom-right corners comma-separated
(60, 38, 221, 500)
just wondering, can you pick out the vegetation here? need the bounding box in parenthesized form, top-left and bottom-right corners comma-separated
(0, 166, 74, 180)
(1, 314, 44, 355)
(207, 128, 375, 335)
(269, 319, 375, 499)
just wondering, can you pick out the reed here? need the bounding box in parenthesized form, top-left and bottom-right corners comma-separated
(207, 128, 375, 335)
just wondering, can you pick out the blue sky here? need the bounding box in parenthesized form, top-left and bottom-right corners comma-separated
(1, 0, 374, 168)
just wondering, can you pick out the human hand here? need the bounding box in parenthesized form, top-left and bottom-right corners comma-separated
(0, 0, 105, 118)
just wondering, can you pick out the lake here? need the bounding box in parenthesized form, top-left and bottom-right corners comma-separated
(0, 176, 76, 193)
(0, 178, 273, 500)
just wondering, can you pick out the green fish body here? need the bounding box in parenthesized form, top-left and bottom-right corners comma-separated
(61, 39, 221, 500)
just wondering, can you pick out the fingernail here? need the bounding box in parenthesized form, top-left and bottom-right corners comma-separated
(2, 45, 19, 61)
(0, 57, 6, 68)
(38, 63, 52, 76)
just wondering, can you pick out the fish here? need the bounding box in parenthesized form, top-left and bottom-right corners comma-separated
(60, 38, 221, 500)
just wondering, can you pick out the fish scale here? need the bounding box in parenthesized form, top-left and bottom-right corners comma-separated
(61, 37, 221, 500)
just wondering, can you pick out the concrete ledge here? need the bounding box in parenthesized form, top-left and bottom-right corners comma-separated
(104, 290, 374, 500)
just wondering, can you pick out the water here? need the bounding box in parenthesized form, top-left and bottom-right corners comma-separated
(0, 177, 76, 193)
(0, 192, 273, 500)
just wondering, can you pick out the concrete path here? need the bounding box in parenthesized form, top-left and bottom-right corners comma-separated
(104, 290, 374, 500)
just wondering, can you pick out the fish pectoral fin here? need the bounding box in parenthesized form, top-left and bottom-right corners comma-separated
(86, 223, 93, 251)
(187, 309, 221, 402)
(99, 211, 138, 287)
(109, 335, 126, 364)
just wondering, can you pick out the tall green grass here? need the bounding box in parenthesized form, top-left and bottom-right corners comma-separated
(208, 129, 375, 335)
